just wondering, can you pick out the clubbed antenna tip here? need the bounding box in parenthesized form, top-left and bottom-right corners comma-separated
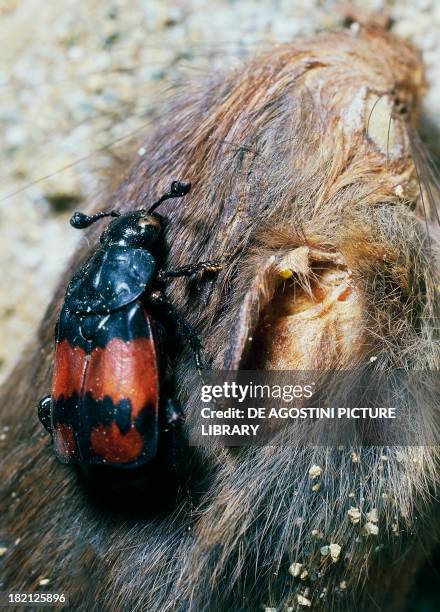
(70, 210, 120, 229)
(148, 180, 191, 214)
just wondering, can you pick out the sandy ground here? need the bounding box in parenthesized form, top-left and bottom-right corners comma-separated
(0, 0, 439, 384)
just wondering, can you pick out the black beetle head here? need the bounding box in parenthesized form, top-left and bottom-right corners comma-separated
(70, 180, 191, 250)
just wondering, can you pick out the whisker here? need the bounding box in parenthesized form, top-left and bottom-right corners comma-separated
(1, 41, 279, 92)
(1, 66, 145, 93)
(418, 152, 439, 227)
(0, 107, 159, 184)
(411, 133, 440, 226)
(418, 140, 440, 191)
(214, 138, 262, 156)
(386, 104, 393, 169)
(2, 59, 219, 94)
(0, 117, 154, 203)
(365, 92, 386, 137)
(410, 133, 432, 246)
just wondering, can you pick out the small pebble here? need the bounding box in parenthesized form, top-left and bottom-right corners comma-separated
(347, 507, 361, 524)
(366, 508, 378, 524)
(288, 562, 302, 577)
(39, 578, 50, 586)
(321, 543, 341, 562)
(309, 465, 322, 479)
(0, 547, 7, 556)
(297, 594, 311, 607)
(329, 543, 341, 562)
(363, 522, 379, 536)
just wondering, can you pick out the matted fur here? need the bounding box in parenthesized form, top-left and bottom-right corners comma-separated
(0, 25, 439, 611)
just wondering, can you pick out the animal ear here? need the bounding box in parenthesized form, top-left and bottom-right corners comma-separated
(221, 257, 277, 370)
(222, 248, 314, 369)
(222, 247, 366, 370)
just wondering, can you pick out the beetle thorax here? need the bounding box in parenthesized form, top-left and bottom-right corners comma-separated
(101, 211, 163, 249)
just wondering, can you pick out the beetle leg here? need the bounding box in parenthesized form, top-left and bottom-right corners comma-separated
(147, 292, 204, 369)
(157, 260, 223, 282)
(38, 395, 53, 434)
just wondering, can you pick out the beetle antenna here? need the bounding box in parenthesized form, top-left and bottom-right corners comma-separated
(70, 210, 121, 229)
(148, 180, 191, 214)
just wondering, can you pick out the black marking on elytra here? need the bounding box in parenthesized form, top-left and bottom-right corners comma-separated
(114, 399, 133, 434)
(135, 403, 159, 441)
(53, 394, 81, 432)
(57, 300, 152, 350)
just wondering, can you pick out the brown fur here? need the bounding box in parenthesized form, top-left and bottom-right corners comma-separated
(1, 25, 439, 611)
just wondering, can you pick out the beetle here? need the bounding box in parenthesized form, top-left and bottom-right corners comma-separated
(38, 180, 221, 480)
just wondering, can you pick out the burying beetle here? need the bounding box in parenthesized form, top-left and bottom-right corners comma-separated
(38, 180, 221, 482)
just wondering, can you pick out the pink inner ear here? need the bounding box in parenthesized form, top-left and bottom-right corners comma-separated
(242, 257, 369, 371)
